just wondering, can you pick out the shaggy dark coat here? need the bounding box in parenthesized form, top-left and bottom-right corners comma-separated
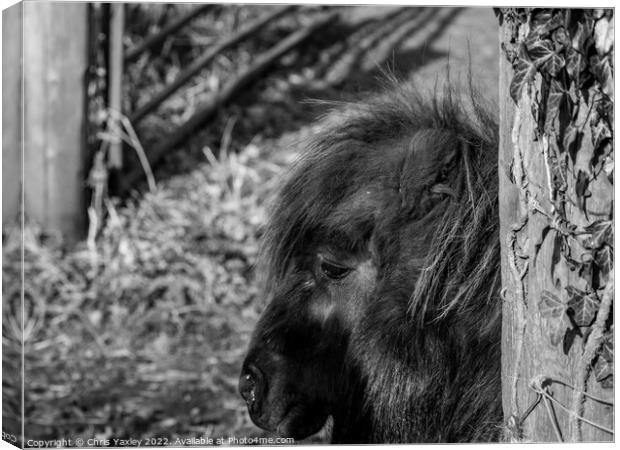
(240, 81, 503, 443)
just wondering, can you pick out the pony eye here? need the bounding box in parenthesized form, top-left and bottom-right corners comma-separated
(320, 261, 351, 280)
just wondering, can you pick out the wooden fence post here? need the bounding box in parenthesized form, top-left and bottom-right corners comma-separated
(2, 3, 24, 227)
(18, 2, 89, 241)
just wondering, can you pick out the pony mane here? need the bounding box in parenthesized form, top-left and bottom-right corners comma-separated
(263, 79, 499, 315)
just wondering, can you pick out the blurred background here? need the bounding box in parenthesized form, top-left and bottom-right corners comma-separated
(2, 2, 498, 445)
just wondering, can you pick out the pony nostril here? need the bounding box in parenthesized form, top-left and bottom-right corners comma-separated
(239, 373, 256, 402)
(239, 364, 264, 408)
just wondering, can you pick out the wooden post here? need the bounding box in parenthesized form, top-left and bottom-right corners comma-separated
(19, 2, 89, 241)
(498, 9, 613, 442)
(2, 3, 24, 228)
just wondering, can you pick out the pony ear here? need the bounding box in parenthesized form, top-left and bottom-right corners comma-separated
(399, 129, 468, 218)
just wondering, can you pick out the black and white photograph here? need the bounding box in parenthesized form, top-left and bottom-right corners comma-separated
(1, 1, 615, 446)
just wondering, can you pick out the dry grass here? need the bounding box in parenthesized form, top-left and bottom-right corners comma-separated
(3, 138, 285, 442)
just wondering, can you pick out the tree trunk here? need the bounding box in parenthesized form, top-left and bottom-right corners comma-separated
(497, 9, 613, 442)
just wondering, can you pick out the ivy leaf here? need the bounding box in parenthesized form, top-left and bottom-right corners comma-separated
(591, 141, 612, 174)
(599, 332, 613, 363)
(527, 40, 556, 66)
(552, 27, 570, 49)
(493, 8, 504, 24)
(593, 246, 613, 286)
(571, 21, 592, 55)
(551, 233, 564, 287)
(578, 260, 594, 288)
(562, 325, 581, 355)
(564, 251, 581, 274)
(590, 55, 614, 97)
(588, 9, 606, 20)
(596, 331, 614, 389)
(566, 49, 585, 82)
(600, 375, 613, 389)
(501, 42, 519, 63)
(591, 119, 612, 152)
(575, 170, 591, 216)
(566, 286, 600, 327)
(596, 97, 613, 121)
(593, 15, 613, 56)
(583, 220, 613, 249)
(541, 53, 565, 78)
(545, 79, 565, 131)
(525, 36, 564, 77)
(540, 290, 566, 318)
(562, 124, 583, 165)
(550, 315, 571, 346)
(528, 10, 564, 40)
(534, 226, 552, 260)
(594, 357, 613, 387)
(540, 290, 570, 346)
(603, 152, 613, 181)
(581, 325, 593, 345)
(510, 45, 536, 103)
(547, 149, 568, 193)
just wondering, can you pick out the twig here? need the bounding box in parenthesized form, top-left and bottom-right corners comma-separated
(542, 395, 564, 442)
(529, 374, 614, 437)
(104, 198, 122, 229)
(541, 134, 556, 215)
(507, 230, 528, 417)
(108, 3, 125, 169)
(519, 393, 541, 423)
(120, 115, 157, 193)
(537, 385, 614, 436)
(121, 11, 339, 194)
(106, 109, 158, 193)
(544, 377, 613, 406)
(86, 150, 108, 258)
(124, 4, 213, 63)
(86, 207, 99, 256)
(219, 115, 238, 159)
(129, 5, 296, 123)
(570, 272, 614, 441)
(507, 97, 529, 417)
(510, 93, 529, 222)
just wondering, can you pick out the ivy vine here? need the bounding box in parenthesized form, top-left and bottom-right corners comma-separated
(496, 8, 614, 391)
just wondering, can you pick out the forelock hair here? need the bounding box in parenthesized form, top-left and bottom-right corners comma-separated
(261, 79, 498, 304)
